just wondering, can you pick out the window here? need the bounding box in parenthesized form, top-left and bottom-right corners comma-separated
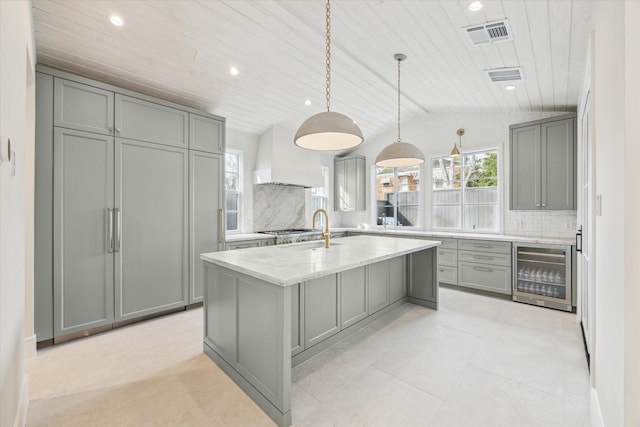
(225, 150, 242, 232)
(311, 166, 329, 227)
(374, 165, 421, 227)
(431, 148, 499, 232)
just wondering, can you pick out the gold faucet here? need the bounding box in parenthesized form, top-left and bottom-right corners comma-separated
(312, 208, 330, 248)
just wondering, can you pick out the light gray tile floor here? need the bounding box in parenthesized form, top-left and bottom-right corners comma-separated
(27, 286, 590, 426)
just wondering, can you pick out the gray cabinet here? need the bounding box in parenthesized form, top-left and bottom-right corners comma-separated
(434, 238, 458, 286)
(53, 128, 115, 337)
(190, 113, 224, 154)
(457, 239, 512, 295)
(334, 156, 366, 211)
(340, 267, 367, 328)
(190, 151, 224, 303)
(115, 139, 189, 321)
(510, 114, 576, 210)
(408, 248, 438, 305)
(115, 94, 188, 148)
(304, 275, 340, 348)
(291, 283, 304, 356)
(226, 240, 262, 251)
(368, 261, 390, 314)
(54, 78, 114, 135)
(389, 256, 407, 303)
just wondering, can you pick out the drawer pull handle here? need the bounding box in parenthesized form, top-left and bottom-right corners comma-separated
(473, 266, 493, 272)
(473, 244, 492, 248)
(473, 255, 493, 260)
(439, 268, 444, 272)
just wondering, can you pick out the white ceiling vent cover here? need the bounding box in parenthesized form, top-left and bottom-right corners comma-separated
(485, 67, 524, 82)
(464, 19, 512, 45)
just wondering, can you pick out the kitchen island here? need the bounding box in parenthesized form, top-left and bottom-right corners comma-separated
(200, 235, 440, 426)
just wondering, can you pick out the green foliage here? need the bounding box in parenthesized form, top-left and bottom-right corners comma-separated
(465, 152, 498, 187)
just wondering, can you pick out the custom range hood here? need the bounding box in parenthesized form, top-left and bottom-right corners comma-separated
(253, 125, 325, 188)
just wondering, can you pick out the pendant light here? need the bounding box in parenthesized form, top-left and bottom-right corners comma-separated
(375, 54, 425, 167)
(294, 0, 363, 151)
(450, 128, 464, 156)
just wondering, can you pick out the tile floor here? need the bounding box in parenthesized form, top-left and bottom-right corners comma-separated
(27, 287, 590, 426)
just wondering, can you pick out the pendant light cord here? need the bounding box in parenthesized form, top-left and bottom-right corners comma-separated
(397, 57, 402, 143)
(325, 0, 331, 112)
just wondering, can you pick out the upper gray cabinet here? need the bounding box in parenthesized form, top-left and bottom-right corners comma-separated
(115, 94, 188, 148)
(189, 113, 224, 154)
(54, 78, 114, 135)
(334, 155, 366, 211)
(510, 114, 576, 210)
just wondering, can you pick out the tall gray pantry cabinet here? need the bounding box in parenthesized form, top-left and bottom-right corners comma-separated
(35, 66, 225, 343)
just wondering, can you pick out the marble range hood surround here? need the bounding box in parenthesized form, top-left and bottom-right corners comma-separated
(253, 184, 306, 232)
(253, 125, 325, 188)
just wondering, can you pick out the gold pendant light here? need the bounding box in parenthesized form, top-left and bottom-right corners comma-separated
(294, 0, 363, 151)
(375, 54, 425, 167)
(450, 128, 464, 157)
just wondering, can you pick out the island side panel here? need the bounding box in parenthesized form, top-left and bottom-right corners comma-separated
(204, 265, 237, 361)
(408, 247, 438, 309)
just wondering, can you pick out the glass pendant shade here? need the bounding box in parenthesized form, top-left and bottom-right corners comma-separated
(375, 141, 425, 167)
(294, 111, 363, 150)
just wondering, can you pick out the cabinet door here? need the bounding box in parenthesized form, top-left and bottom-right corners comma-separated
(115, 94, 188, 148)
(368, 260, 390, 314)
(304, 275, 340, 348)
(510, 125, 541, 210)
(114, 138, 188, 321)
(344, 158, 357, 211)
(541, 118, 575, 210)
(389, 256, 407, 303)
(189, 113, 224, 154)
(340, 267, 367, 329)
(54, 78, 114, 135)
(408, 248, 437, 303)
(190, 151, 223, 303)
(355, 157, 366, 211)
(53, 128, 114, 337)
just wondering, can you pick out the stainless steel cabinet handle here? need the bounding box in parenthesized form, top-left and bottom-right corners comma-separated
(114, 209, 121, 252)
(116, 127, 121, 134)
(218, 209, 224, 243)
(473, 266, 493, 272)
(107, 208, 114, 253)
(438, 268, 444, 273)
(107, 127, 113, 134)
(473, 255, 494, 260)
(473, 244, 492, 248)
(536, 203, 541, 207)
(542, 203, 547, 207)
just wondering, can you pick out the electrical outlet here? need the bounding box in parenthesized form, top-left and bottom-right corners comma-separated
(564, 221, 572, 230)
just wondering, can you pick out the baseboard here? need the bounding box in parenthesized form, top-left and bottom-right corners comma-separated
(24, 334, 36, 359)
(590, 387, 604, 427)
(13, 375, 28, 427)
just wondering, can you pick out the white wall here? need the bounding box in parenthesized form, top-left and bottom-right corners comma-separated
(590, 1, 640, 425)
(338, 110, 576, 238)
(0, 1, 35, 426)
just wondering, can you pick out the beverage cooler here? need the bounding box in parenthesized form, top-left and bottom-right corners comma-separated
(512, 243, 573, 312)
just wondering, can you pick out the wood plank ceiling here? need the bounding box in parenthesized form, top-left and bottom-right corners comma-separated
(32, 0, 593, 140)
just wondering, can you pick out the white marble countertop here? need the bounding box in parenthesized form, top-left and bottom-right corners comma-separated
(344, 228, 575, 246)
(202, 235, 441, 287)
(225, 233, 275, 242)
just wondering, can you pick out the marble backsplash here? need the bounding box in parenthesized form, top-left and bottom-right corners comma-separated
(253, 184, 306, 231)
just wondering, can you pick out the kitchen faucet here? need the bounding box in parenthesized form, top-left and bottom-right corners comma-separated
(312, 208, 330, 248)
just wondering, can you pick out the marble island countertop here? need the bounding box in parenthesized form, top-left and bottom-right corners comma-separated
(202, 235, 440, 287)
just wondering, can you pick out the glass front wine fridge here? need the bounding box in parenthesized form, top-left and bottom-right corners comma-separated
(512, 243, 573, 312)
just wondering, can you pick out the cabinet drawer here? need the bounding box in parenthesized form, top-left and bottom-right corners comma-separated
(437, 265, 457, 285)
(458, 239, 511, 254)
(437, 238, 457, 249)
(437, 248, 457, 265)
(226, 241, 260, 250)
(458, 250, 511, 266)
(458, 262, 511, 295)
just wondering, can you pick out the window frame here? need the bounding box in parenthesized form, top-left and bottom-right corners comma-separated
(429, 146, 502, 234)
(372, 164, 422, 230)
(224, 149, 243, 234)
(311, 166, 329, 227)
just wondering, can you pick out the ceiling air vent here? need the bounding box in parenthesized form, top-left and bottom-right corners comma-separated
(464, 19, 512, 45)
(485, 67, 524, 83)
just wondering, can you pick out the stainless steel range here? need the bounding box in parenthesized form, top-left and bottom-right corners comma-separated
(260, 229, 323, 245)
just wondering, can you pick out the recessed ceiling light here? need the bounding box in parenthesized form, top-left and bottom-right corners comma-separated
(505, 84, 516, 91)
(304, 100, 312, 106)
(468, 1, 483, 12)
(109, 14, 124, 27)
(229, 67, 239, 76)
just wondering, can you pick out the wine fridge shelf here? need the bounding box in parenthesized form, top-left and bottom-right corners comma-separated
(518, 278, 565, 287)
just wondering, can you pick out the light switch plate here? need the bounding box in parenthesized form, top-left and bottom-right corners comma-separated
(596, 194, 602, 216)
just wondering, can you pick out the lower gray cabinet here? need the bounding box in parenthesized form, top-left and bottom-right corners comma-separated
(408, 249, 438, 304)
(340, 267, 367, 328)
(368, 261, 390, 314)
(226, 240, 261, 250)
(53, 128, 115, 337)
(304, 275, 340, 348)
(291, 283, 304, 356)
(389, 256, 407, 303)
(457, 239, 512, 295)
(115, 138, 188, 321)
